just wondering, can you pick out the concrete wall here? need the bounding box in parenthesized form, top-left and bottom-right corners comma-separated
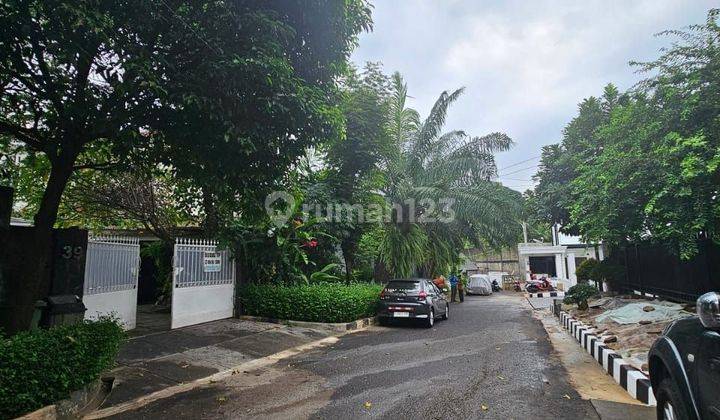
(464, 247, 520, 275)
(171, 283, 234, 329)
(84, 288, 137, 330)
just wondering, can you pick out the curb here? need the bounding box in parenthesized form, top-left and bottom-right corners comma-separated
(16, 377, 113, 420)
(83, 335, 341, 419)
(237, 315, 377, 333)
(552, 306, 656, 406)
(526, 291, 565, 298)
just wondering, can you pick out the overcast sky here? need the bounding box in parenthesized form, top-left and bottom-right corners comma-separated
(351, 1, 715, 191)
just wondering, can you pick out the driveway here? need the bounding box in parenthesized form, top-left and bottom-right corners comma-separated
(101, 293, 612, 419)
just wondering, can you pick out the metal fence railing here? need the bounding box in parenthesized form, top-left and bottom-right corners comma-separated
(608, 240, 720, 302)
(83, 236, 140, 295)
(173, 238, 234, 288)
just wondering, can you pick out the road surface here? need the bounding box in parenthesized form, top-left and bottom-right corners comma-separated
(108, 293, 602, 419)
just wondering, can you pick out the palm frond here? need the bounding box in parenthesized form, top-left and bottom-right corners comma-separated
(378, 78, 520, 277)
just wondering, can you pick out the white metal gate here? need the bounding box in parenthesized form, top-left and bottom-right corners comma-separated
(171, 238, 235, 329)
(82, 236, 140, 330)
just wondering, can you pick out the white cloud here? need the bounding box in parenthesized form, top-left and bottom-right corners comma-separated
(352, 0, 717, 190)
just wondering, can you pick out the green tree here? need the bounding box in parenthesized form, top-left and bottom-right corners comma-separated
(325, 63, 392, 282)
(533, 85, 621, 235)
(378, 75, 522, 277)
(534, 9, 720, 259)
(0, 0, 372, 333)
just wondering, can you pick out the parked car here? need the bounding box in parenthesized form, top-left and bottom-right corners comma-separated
(466, 274, 492, 295)
(378, 278, 449, 328)
(648, 291, 720, 420)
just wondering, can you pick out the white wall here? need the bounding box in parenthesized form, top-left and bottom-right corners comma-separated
(566, 254, 578, 286)
(83, 289, 137, 330)
(171, 283, 234, 329)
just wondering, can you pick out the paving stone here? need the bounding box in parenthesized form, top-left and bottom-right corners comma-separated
(216, 330, 311, 357)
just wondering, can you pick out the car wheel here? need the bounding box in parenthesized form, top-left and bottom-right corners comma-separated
(656, 378, 690, 420)
(442, 303, 449, 320)
(378, 317, 389, 327)
(426, 308, 434, 328)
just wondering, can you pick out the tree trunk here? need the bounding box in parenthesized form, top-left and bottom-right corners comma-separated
(373, 259, 391, 284)
(201, 185, 220, 237)
(341, 239, 356, 285)
(33, 152, 77, 229)
(6, 148, 79, 333)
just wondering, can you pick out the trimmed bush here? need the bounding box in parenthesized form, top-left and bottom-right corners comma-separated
(0, 318, 125, 418)
(575, 258, 600, 283)
(239, 283, 383, 323)
(592, 259, 625, 290)
(563, 283, 600, 310)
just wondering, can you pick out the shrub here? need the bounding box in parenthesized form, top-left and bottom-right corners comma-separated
(239, 283, 383, 323)
(563, 283, 600, 310)
(0, 318, 126, 418)
(575, 258, 600, 283)
(592, 259, 625, 290)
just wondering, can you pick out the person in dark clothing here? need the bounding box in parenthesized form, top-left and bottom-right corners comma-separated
(449, 273, 459, 302)
(458, 273, 465, 302)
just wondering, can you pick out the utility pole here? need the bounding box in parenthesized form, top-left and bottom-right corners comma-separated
(521, 221, 528, 243)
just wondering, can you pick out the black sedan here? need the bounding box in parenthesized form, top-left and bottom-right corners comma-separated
(378, 278, 449, 328)
(648, 291, 720, 420)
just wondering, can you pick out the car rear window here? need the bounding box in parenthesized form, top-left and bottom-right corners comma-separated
(385, 281, 422, 292)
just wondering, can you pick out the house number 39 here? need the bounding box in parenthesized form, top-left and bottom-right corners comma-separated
(61, 246, 83, 259)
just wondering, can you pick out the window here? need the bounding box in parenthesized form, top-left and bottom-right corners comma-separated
(385, 281, 422, 292)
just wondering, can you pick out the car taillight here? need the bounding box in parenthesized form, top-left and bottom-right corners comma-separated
(418, 291, 427, 300)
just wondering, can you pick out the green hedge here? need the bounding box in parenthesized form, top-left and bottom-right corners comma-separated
(239, 283, 383, 323)
(0, 318, 126, 418)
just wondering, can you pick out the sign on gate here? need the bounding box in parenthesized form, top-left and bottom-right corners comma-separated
(203, 251, 222, 272)
(82, 236, 140, 330)
(171, 238, 235, 329)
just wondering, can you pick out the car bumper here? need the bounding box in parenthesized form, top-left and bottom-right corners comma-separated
(377, 301, 432, 319)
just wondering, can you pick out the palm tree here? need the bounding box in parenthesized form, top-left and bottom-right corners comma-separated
(378, 73, 522, 278)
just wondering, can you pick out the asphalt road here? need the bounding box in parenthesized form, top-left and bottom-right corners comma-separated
(109, 293, 600, 419)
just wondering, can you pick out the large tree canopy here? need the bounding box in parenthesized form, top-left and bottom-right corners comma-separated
(0, 0, 372, 333)
(531, 9, 720, 258)
(0, 0, 372, 229)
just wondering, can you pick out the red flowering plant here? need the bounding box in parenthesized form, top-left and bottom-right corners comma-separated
(224, 198, 339, 285)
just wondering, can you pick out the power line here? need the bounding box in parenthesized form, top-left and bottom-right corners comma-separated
(497, 155, 541, 172)
(497, 177, 536, 182)
(498, 164, 539, 177)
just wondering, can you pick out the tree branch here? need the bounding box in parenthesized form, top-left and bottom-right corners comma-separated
(0, 120, 45, 151)
(73, 160, 121, 171)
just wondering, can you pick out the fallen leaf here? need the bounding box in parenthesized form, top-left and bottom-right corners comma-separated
(481, 404, 488, 411)
(364, 401, 372, 409)
(563, 394, 571, 400)
(216, 396, 227, 403)
(497, 375, 505, 380)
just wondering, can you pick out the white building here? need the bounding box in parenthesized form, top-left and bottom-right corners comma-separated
(517, 224, 603, 290)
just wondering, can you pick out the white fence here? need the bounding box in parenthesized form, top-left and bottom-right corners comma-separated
(173, 238, 234, 288)
(171, 238, 235, 329)
(83, 236, 140, 330)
